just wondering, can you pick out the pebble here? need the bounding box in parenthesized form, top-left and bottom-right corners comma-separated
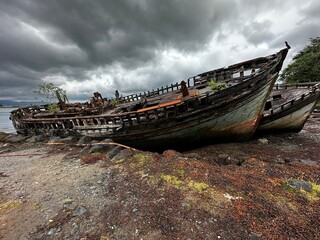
(249, 231, 263, 239)
(47, 228, 57, 235)
(258, 138, 268, 144)
(62, 198, 73, 205)
(70, 224, 79, 236)
(300, 159, 318, 166)
(72, 206, 88, 217)
(77, 136, 92, 145)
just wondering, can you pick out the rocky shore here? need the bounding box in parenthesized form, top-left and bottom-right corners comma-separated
(0, 117, 319, 240)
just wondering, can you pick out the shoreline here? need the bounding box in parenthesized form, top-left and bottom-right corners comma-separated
(0, 117, 319, 239)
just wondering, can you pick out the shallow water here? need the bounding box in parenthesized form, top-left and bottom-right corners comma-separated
(0, 108, 16, 133)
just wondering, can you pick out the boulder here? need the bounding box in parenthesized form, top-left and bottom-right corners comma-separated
(0, 132, 8, 142)
(162, 150, 181, 158)
(286, 179, 312, 192)
(27, 134, 47, 143)
(59, 136, 78, 144)
(106, 146, 122, 159)
(48, 136, 62, 143)
(4, 134, 29, 143)
(115, 148, 135, 158)
(89, 138, 114, 153)
(77, 136, 92, 145)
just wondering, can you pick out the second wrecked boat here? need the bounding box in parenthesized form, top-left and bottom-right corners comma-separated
(10, 46, 290, 149)
(258, 83, 320, 133)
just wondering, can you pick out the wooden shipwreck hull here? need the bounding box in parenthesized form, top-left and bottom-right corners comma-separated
(10, 47, 289, 149)
(258, 83, 320, 133)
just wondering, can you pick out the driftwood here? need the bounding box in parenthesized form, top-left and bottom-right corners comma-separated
(46, 141, 137, 151)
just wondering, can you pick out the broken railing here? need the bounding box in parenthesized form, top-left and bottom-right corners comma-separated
(121, 51, 281, 103)
(122, 61, 264, 103)
(122, 82, 181, 102)
(14, 94, 208, 135)
(274, 82, 319, 90)
(268, 86, 320, 115)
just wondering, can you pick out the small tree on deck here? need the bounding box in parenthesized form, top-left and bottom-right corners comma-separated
(33, 83, 68, 104)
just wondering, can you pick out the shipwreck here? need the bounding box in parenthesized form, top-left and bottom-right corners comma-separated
(258, 82, 320, 133)
(10, 46, 290, 149)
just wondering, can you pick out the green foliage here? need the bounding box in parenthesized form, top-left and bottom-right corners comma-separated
(208, 80, 227, 92)
(48, 103, 58, 113)
(284, 180, 320, 201)
(0, 200, 23, 210)
(33, 83, 67, 104)
(187, 180, 209, 193)
(280, 37, 320, 83)
(111, 99, 118, 106)
(161, 174, 184, 187)
(131, 153, 150, 167)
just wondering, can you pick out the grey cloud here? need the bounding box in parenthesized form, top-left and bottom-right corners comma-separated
(271, 22, 320, 49)
(0, 0, 318, 101)
(242, 20, 275, 46)
(0, 0, 238, 101)
(1, 0, 236, 66)
(302, 0, 320, 20)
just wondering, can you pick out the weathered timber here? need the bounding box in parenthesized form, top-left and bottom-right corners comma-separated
(258, 83, 320, 133)
(10, 46, 290, 150)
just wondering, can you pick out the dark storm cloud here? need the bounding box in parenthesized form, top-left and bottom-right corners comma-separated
(0, 0, 239, 100)
(0, 0, 319, 101)
(0, 69, 42, 100)
(0, 0, 235, 67)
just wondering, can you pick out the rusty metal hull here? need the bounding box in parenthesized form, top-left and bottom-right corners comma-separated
(258, 87, 320, 133)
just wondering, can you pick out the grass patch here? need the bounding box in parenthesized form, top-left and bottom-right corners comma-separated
(132, 153, 150, 167)
(187, 180, 209, 194)
(284, 180, 320, 201)
(161, 175, 184, 188)
(208, 80, 228, 93)
(111, 158, 126, 164)
(301, 182, 320, 201)
(0, 200, 23, 211)
(264, 194, 297, 211)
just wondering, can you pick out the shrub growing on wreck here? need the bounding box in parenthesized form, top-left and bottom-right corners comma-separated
(48, 103, 58, 113)
(33, 83, 68, 104)
(208, 80, 227, 93)
(111, 99, 118, 106)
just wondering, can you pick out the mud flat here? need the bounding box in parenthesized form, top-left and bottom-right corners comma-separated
(0, 117, 319, 239)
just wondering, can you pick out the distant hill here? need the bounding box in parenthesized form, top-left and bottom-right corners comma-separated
(0, 100, 41, 107)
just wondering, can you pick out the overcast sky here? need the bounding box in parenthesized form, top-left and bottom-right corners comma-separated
(0, 0, 319, 102)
